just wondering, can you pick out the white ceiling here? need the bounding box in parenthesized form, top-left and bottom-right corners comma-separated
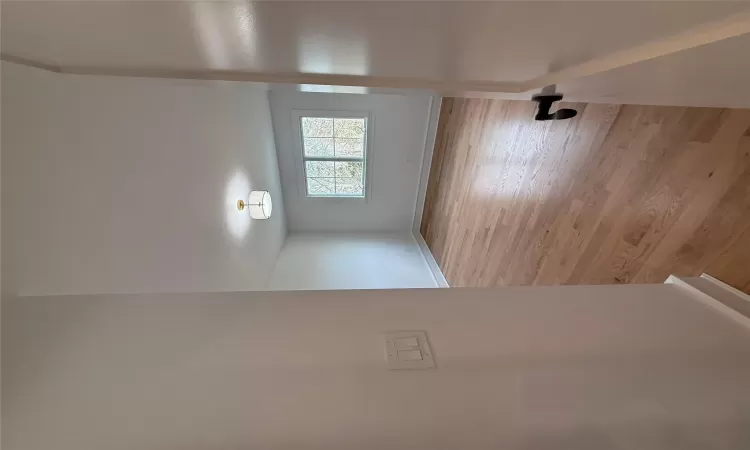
(557, 33, 750, 108)
(4, 0, 750, 110)
(3, 1, 750, 108)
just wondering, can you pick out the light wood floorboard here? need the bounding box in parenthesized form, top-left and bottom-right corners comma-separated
(421, 98, 750, 293)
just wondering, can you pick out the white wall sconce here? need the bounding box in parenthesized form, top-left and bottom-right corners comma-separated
(237, 190, 272, 220)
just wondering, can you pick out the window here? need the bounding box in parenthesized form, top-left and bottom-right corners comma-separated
(300, 116, 367, 197)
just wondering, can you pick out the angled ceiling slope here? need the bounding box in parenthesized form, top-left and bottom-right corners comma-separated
(2, 2, 750, 107)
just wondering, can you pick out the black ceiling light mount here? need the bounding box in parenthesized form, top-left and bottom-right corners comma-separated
(531, 93, 578, 121)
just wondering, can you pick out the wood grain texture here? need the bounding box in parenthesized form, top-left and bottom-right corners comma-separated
(421, 98, 750, 293)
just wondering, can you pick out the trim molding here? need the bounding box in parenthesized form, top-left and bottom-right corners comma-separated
(700, 273, 750, 303)
(412, 232, 449, 288)
(665, 275, 750, 332)
(412, 95, 442, 233)
(0, 55, 521, 94)
(4, 8, 750, 94)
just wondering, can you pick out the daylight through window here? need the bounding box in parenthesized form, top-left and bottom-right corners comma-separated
(301, 117, 366, 197)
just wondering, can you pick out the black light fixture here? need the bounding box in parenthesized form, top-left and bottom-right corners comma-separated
(531, 93, 578, 121)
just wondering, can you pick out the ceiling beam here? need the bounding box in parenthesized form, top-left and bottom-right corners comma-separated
(0, 53, 522, 94)
(60, 64, 524, 94)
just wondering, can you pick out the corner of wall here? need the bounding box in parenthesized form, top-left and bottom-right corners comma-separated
(408, 94, 446, 288)
(411, 231, 449, 288)
(665, 274, 750, 331)
(412, 94, 442, 232)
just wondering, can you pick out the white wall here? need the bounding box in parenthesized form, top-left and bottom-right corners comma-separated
(270, 90, 433, 232)
(269, 232, 437, 290)
(1, 62, 285, 296)
(4, 284, 750, 450)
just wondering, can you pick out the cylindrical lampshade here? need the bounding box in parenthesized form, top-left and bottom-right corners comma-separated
(248, 190, 272, 220)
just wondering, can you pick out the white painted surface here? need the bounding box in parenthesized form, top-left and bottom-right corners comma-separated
(412, 232, 450, 288)
(4, 284, 750, 450)
(268, 232, 437, 290)
(666, 275, 750, 332)
(0, 1, 741, 80)
(3, 2, 750, 107)
(668, 274, 750, 323)
(1, 62, 285, 296)
(383, 331, 436, 370)
(412, 96, 441, 231)
(701, 273, 750, 304)
(269, 90, 431, 232)
(555, 32, 750, 108)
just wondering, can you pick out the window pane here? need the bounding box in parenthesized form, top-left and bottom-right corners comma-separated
(335, 138, 364, 158)
(334, 118, 365, 139)
(307, 177, 335, 195)
(336, 177, 364, 195)
(301, 117, 333, 137)
(303, 137, 334, 157)
(306, 161, 334, 177)
(335, 161, 363, 179)
(306, 178, 324, 195)
(301, 116, 367, 198)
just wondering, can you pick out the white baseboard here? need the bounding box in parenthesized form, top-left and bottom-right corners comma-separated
(412, 95, 442, 232)
(409, 96, 445, 288)
(665, 275, 750, 332)
(700, 273, 750, 303)
(412, 232, 449, 288)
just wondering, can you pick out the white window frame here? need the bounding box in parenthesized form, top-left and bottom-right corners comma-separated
(291, 109, 374, 200)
